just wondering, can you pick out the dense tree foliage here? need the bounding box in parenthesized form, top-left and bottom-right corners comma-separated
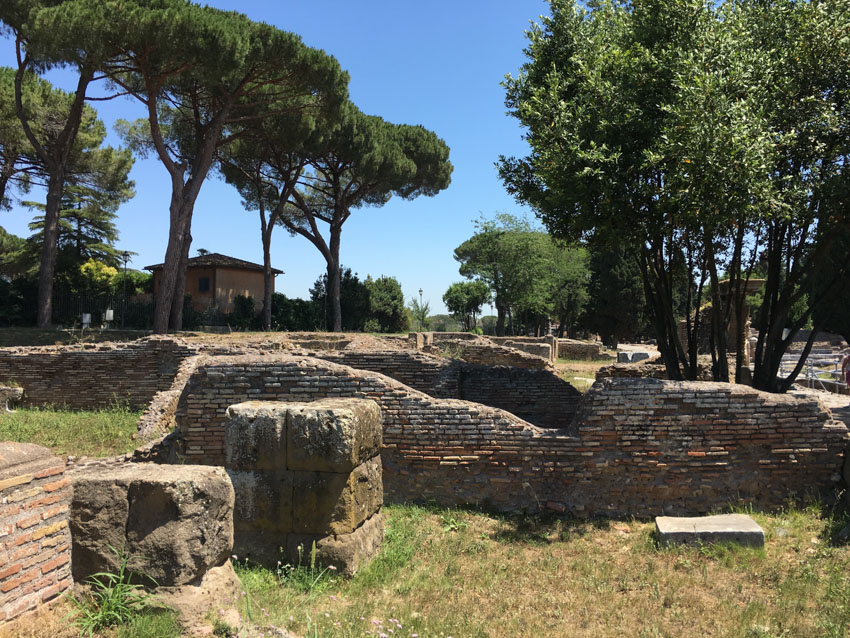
(0, 0, 127, 328)
(364, 275, 407, 333)
(62, 0, 352, 333)
(443, 280, 490, 332)
(500, 0, 850, 391)
(453, 214, 588, 336)
(584, 241, 649, 348)
(281, 105, 452, 332)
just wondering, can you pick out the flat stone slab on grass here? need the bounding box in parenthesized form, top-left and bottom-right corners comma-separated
(656, 514, 765, 547)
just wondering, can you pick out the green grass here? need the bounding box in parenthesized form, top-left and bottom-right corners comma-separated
(232, 503, 850, 638)
(0, 405, 141, 457)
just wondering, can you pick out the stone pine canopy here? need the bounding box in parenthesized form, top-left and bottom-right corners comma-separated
(144, 252, 283, 275)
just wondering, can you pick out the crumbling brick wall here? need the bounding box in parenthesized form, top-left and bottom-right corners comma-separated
(0, 338, 196, 410)
(0, 443, 71, 623)
(174, 355, 848, 517)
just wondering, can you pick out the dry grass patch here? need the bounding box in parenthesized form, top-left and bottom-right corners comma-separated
(555, 358, 609, 392)
(236, 504, 850, 638)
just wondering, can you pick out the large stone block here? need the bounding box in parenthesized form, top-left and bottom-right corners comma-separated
(226, 469, 293, 532)
(287, 511, 384, 577)
(286, 398, 382, 473)
(224, 402, 289, 471)
(292, 457, 383, 535)
(70, 464, 234, 586)
(655, 514, 765, 547)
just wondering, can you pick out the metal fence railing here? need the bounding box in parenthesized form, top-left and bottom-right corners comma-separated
(779, 350, 847, 393)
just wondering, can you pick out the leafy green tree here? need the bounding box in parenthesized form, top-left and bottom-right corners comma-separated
(443, 280, 490, 332)
(365, 275, 407, 333)
(454, 214, 587, 336)
(283, 105, 452, 332)
(76, 0, 351, 333)
(270, 292, 319, 332)
(24, 144, 134, 269)
(310, 267, 370, 332)
(0, 67, 41, 210)
(499, 0, 850, 390)
(584, 242, 648, 348)
(428, 314, 461, 333)
(409, 297, 431, 331)
(0, 1, 128, 328)
(218, 100, 337, 331)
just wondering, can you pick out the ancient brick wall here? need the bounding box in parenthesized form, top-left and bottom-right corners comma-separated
(307, 350, 579, 428)
(0, 338, 197, 410)
(490, 337, 554, 361)
(311, 350, 460, 399)
(459, 365, 581, 429)
(174, 354, 848, 516)
(0, 443, 72, 624)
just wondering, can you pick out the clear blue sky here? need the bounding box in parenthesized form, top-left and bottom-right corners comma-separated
(0, 1, 549, 314)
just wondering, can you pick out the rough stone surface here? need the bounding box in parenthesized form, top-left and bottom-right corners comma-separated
(656, 514, 765, 547)
(0, 387, 22, 413)
(287, 511, 384, 577)
(69, 464, 234, 586)
(223, 398, 384, 573)
(286, 399, 382, 472)
(151, 562, 242, 635)
(292, 457, 383, 535)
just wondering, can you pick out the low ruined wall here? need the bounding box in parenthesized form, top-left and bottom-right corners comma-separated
(174, 355, 848, 517)
(490, 337, 554, 361)
(308, 349, 579, 428)
(556, 339, 612, 361)
(0, 337, 196, 410)
(460, 365, 581, 429)
(311, 350, 460, 399)
(0, 443, 71, 624)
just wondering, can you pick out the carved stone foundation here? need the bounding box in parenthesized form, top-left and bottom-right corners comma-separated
(224, 398, 384, 575)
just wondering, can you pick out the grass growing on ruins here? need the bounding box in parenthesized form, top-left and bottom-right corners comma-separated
(0, 405, 141, 457)
(234, 502, 850, 638)
(556, 358, 607, 392)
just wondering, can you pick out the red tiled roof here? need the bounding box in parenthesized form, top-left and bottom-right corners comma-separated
(144, 252, 283, 275)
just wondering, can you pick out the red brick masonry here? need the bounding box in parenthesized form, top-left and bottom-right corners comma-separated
(0, 443, 72, 623)
(175, 355, 849, 517)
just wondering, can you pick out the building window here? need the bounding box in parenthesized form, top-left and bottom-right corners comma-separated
(199, 277, 210, 293)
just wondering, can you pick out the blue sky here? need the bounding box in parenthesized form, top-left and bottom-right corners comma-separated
(0, 1, 549, 314)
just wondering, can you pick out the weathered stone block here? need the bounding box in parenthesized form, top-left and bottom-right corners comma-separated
(292, 457, 382, 535)
(655, 514, 764, 547)
(287, 511, 384, 577)
(0, 386, 23, 413)
(226, 469, 293, 532)
(224, 402, 288, 471)
(286, 398, 382, 473)
(70, 464, 234, 586)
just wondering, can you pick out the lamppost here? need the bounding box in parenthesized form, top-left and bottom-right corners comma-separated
(418, 288, 423, 331)
(121, 251, 130, 329)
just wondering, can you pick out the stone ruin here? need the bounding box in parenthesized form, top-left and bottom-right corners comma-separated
(0, 331, 849, 628)
(224, 399, 383, 575)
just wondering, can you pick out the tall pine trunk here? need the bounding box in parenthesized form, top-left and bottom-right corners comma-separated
(327, 228, 342, 332)
(169, 226, 192, 331)
(262, 229, 273, 331)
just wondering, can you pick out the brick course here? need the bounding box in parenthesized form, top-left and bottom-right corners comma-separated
(174, 354, 849, 517)
(0, 338, 196, 410)
(0, 443, 72, 623)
